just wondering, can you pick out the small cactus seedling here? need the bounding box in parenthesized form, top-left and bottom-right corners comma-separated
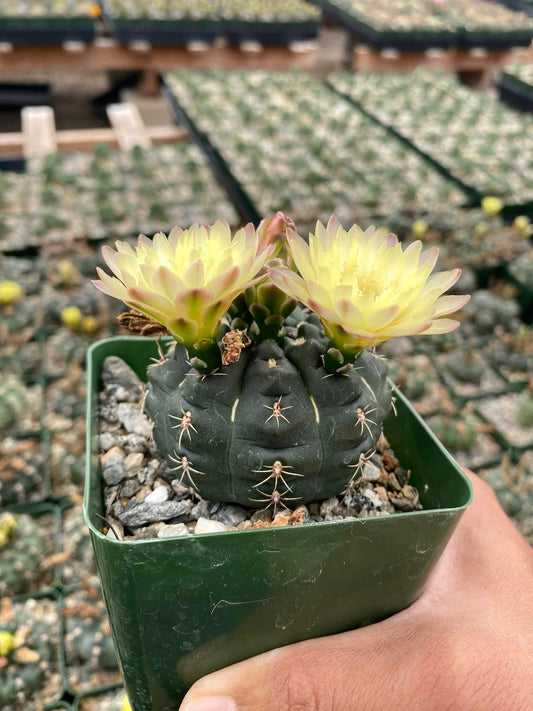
(0, 281, 40, 345)
(94, 215, 469, 508)
(0, 597, 59, 709)
(64, 588, 120, 692)
(517, 382, 533, 429)
(465, 290, 520, 335)
(429, 413, 478, 452)
(0, 513, 48, 596)
(0, 376, 28, 432)
(445, 348, 485, 385)
(0, 438, 45, 507)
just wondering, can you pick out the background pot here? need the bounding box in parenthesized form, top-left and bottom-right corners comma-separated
(85, 336, 473, 711)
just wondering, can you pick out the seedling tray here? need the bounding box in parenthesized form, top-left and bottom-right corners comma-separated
(103, 12, 218, 45)
(0, 17, 95, 44)
(498, 72, 533, 113)
(163, 83, 261, 224)
(494, 0, 533, 17)
(315, 0, 457, 49)
(222, 19, 319, 44)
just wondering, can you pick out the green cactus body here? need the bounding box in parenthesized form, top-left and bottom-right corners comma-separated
(146, 310, 390, 508)
(0, 439, 45, 507)
(0, 598, 58, 709)
(430, 414, 478, 452)
(0, 376, 27, 432)
(65, 591, 119, 690)
(1, 299, 39, 343)
(0, 513, 48, 597)
(445, 350, 484, 385)
(517, 389, 533, 428)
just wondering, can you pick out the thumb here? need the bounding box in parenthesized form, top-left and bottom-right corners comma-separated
(178, 611, 428, 711)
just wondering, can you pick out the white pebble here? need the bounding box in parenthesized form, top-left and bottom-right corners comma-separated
(144, 486, 169, 504)
(157, 523, 189, 538)
(194, 517, 230, 535)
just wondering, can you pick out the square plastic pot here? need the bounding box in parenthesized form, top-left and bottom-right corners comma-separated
(85, 337, 473, 711)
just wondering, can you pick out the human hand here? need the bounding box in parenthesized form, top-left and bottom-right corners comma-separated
(179, 472, 533, 711)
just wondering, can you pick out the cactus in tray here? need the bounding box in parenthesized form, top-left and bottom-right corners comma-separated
(0, 281, 39, 344)
(429, 413, 478, 452)
(0, 513, 48, 597)
(93, 214, 468, 509)
(0, 376, 28, 432)
(0, 597, 58, 710)
(64, 588, 119, 689)
(517, 382, 533, 429)
(0, 438, 45, 507)
(445, 348, 485, 385)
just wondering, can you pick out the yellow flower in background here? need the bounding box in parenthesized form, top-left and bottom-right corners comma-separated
(93, 222, 272, 348)
(0, 281, 22, 305)
(61, 306, 83, 330)
(269, 217, 470, 356)
(0, 512, 17, 537)
(0, 631, 14, 657)
(120, 695, 132, 711)
(481, 196, 503, 217)
(513, 215, 531, 237)
(411, 219, 428, 240)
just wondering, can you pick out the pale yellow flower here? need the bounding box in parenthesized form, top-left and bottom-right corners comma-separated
(0, 631, 14, 657)
(93, 222, 271, 347)
(481, 196, 503, 217)
(0, 281, 22, 305)
(269, 217, 470, 355)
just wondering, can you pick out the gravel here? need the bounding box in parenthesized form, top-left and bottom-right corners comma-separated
(98, 356, 423, 541)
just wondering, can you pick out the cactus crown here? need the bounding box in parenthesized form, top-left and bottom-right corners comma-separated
(94, 214, 469, 509)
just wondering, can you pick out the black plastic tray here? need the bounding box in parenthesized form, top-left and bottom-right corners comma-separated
(103, 12, 218, 45)
(325, 79, 479, 207)
(315, 0, 458, 49)
(0, 19, 95, 45)
(494, 0, 533, 17)
(0, 82, 51, 108)
(222, 19, 319, 45)
(497, 73, 533, 112)
(163, 83, 260, 225)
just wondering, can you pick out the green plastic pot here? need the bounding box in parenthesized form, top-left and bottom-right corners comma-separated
(84, 337, 473, 711)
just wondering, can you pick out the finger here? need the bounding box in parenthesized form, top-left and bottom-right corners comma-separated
(179, 613, 436, 711)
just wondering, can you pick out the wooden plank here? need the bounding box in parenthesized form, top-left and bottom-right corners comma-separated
(21, 105, 56, 158)
(353, 44, 532, 73)
(0, 40, 316, 72)
(107, 102, 152, 150)
(0, 125, 185, 157)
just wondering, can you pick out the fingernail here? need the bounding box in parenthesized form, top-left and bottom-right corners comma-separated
(180, 696, 237, 711)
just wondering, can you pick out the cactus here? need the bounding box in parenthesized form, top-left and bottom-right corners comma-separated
(429, 413, 478, 452)
(61, 506, 96, 585)
(0, 597, 58, 709)
(0, 282, 40, 345)
(146, 306, 390, 507)
(95, 216, 469, 510)
(445, 348, 485, 385)
(0, 376, 27, 432)
(0, 438, 45, 507)
(465, 290, 520, 335)
(64, 589, 119, 691)
(0, 341, 42, 383)
(517, 384, 533, 429)
(0, 513, 48, 596)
